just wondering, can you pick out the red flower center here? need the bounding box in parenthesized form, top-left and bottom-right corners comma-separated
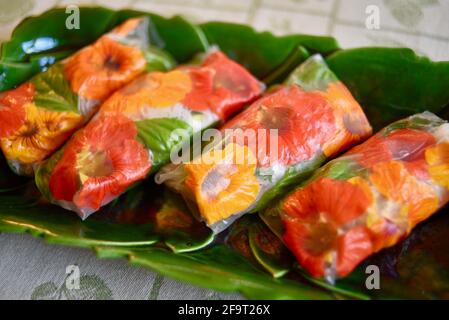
(303, 222, 338, 256)
(214, 71, 249, 94)
(258, 106, 292, 132)
(104, 55, 121, 71)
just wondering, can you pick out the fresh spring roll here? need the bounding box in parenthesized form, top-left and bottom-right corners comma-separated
(260, 112, 449, 283)
(156, 55, 372, 233)
(0, 17, 174, 176)
(35, 50, 264, 219)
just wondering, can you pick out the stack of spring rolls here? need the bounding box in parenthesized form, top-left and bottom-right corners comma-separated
(0, 17, 174, 176)
(1, 19, 448, 283)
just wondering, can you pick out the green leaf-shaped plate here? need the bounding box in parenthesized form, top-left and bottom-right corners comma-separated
(1, 6, 449, 300)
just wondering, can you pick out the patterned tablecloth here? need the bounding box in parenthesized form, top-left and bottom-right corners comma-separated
(1, 0, 448, 300)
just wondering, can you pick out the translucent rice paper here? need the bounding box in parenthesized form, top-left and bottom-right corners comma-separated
(0, 17, 174, 176)
(260, 112, 449, 283)
(156, 55, 372, 233)
(35, 50, 264, 219)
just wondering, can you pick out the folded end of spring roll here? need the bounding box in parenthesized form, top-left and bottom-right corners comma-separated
(157, 54, 373, 233)
(0, 17, 174, 176)
(260, 112, 449, 283)
(35, 50, 264, 219)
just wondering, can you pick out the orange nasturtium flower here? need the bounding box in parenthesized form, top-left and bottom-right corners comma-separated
(1, 103, 81, 164)
(184, 143, 260, 225)
(369, 160, 439, 231)
(0, 83, 34, 138)
(101, 70, 193, 116)
(425, 142, 449, 190)
(64, 36, 146, 101)
(346, 134, 392, 169)
(49, 114, 151, 214)
(224, 85, 336, 167)
(321, 81, 372, 156)
(182, 51, 263, 120)
(282, 177, 373, 278)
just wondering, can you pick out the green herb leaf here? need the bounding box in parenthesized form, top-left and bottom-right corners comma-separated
(135, 117, 193, 171)
(31, 63, 79, 113)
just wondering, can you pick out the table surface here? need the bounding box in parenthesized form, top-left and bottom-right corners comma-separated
(1, 0, 448, 300)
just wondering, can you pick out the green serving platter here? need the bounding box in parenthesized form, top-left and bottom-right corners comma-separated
(1, 6, 449, 300)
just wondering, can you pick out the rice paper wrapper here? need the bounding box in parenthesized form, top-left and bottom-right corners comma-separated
(260, 112, 449, 283)
(156, 55, 372, 233)
(35, 50, 264, 219)
(0, 17, 174, 176)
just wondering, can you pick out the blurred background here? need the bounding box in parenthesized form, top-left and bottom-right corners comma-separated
(0, 0, 448, 300)
(1, 0, 448, 60)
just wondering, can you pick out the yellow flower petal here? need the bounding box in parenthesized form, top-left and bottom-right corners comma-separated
(101, 70, 192, 116)
(0, 103, 82, 164)
(184, 143, 260, 225)
(426, 142, 449, 190)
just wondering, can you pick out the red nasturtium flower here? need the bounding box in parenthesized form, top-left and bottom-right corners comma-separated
(224, 85, 336, 167)
(49, 114, 151, 213)
(346, 134, 392, 169)
(282, 177, 373, 278)
(0, 83, 34, 138)
(347, 128, 435, 179)
(64, 36, 146, 101)
(180, 67, 215, 111)
(182, 51, 263, 120)
(385, 129, 436, 179)
(204, 51, 263, 119)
